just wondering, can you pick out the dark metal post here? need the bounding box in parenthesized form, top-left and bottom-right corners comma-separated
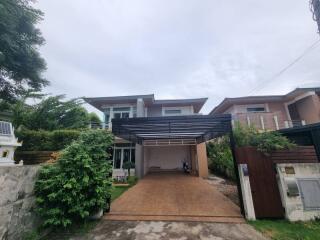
(311, 128, 320, 161)
(229, 123, 245, 215)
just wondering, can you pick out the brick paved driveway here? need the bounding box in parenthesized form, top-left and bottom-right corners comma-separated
(106, 172, 244, 223)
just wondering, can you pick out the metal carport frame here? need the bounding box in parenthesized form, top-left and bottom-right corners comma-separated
(112, 114, 233, 144)
(111, 114, 245, 215)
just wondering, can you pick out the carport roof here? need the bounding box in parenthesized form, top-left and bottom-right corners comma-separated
(112, 114, 232, 144)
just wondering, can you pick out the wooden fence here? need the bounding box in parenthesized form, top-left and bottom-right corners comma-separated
(235, 146, 318, 219)
(14, 151, 55, 165)
(270, 146, 318, 163)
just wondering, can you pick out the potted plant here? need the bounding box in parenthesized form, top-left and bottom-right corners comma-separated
(123, 161, 135, 177)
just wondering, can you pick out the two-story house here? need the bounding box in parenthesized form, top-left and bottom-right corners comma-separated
(84, 94, 230, 179)
(210, 88, 320, 131)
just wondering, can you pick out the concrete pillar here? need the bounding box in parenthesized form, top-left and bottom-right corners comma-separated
(135, 143, 144, 178)
(190, 145, 198, 176)
(143, 146, 148, 176)
(238, 164, 256, 220)
(137, 98, 145, 117)
(196, 142, 208, 178)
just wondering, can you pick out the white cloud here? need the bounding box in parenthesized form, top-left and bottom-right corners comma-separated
(36, 0, 320, 114)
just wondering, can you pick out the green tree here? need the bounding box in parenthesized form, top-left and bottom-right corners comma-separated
(89, 112, 101, 124)
(35, 130, 114, 227)
(11, 90, 45, 128)
(0, 0, 47, 108)
(12, 95, 90, 130)
(88, 112, 102, 128)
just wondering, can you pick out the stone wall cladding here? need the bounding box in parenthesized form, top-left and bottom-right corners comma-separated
(0, 165, 41, 240)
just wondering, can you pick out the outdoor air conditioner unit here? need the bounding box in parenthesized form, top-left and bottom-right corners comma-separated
(0, 121, 22, 165)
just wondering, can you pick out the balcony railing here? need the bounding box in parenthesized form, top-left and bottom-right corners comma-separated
(284, 120, 306, 128)
(232, 112, 306, 131)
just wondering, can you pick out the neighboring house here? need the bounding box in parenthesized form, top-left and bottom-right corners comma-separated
(210, 88, 320, 131)
(84, 94, 221, 178)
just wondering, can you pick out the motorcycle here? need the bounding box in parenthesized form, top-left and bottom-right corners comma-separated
(183, 161, 191, 174)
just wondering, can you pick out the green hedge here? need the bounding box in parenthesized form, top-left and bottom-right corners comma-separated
(233, 122, 296, 153)
(207, 136, 236, 181)
(16, 129, 81, 151)
(35, 130, 114, 227)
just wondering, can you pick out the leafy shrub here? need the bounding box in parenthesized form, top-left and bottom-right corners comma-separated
(207, 136, 236, 180)
(15, 128, 81, 151)
(35, 130, 114, 228)
(233, 122, 296, 153)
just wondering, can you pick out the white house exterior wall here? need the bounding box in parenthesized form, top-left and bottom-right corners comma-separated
(161, 106, 194, 116)
(145, 146, 191, 172)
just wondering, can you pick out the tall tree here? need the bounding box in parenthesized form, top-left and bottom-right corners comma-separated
(310, 0, 320, 34)
(13, 95, 90, 130)
(0, 0, 47, 108)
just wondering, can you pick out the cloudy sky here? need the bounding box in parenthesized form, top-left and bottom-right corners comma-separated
(35, 0, 320, 114)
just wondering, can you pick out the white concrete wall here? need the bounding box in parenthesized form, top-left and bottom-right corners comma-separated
(238, 164, 256, 220)
(143, 147, 149, 175)
(276, 163, 320, 221)
(145, 146, 190, 171)
(135, 144, 144, 178)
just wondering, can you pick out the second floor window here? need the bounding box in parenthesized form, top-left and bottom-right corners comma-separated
(247, 107, 265, 113)
(164, 109, 182, 115)
(113, 107, 131, 119)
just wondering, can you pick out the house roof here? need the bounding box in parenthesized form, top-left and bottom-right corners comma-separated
(83, 94, 155, 110)
(84, 94, 207, 113)
(153, 98, 207, 113)
(210, 87, 320, 114)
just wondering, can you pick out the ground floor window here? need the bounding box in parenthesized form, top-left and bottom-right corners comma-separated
(112, 144, 135, 169)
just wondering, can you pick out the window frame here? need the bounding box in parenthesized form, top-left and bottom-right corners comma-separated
(112, 146, 136, 169)
(162, 107, 183, 116)
(246, 107, 266, 113)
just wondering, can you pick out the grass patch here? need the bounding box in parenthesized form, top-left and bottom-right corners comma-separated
(111, 176, 138, 201)
(111, 185, 130, 201)
(249, 220, 320, 240)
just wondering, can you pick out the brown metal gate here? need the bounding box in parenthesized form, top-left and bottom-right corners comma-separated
(235, 147, 284, 218)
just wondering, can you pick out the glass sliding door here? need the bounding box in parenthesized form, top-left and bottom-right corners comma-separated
(123, 149, 131, 165)
(131, 149, 135, 164)
(113, 147, 135, 169)
(114, 149, 122, 169)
